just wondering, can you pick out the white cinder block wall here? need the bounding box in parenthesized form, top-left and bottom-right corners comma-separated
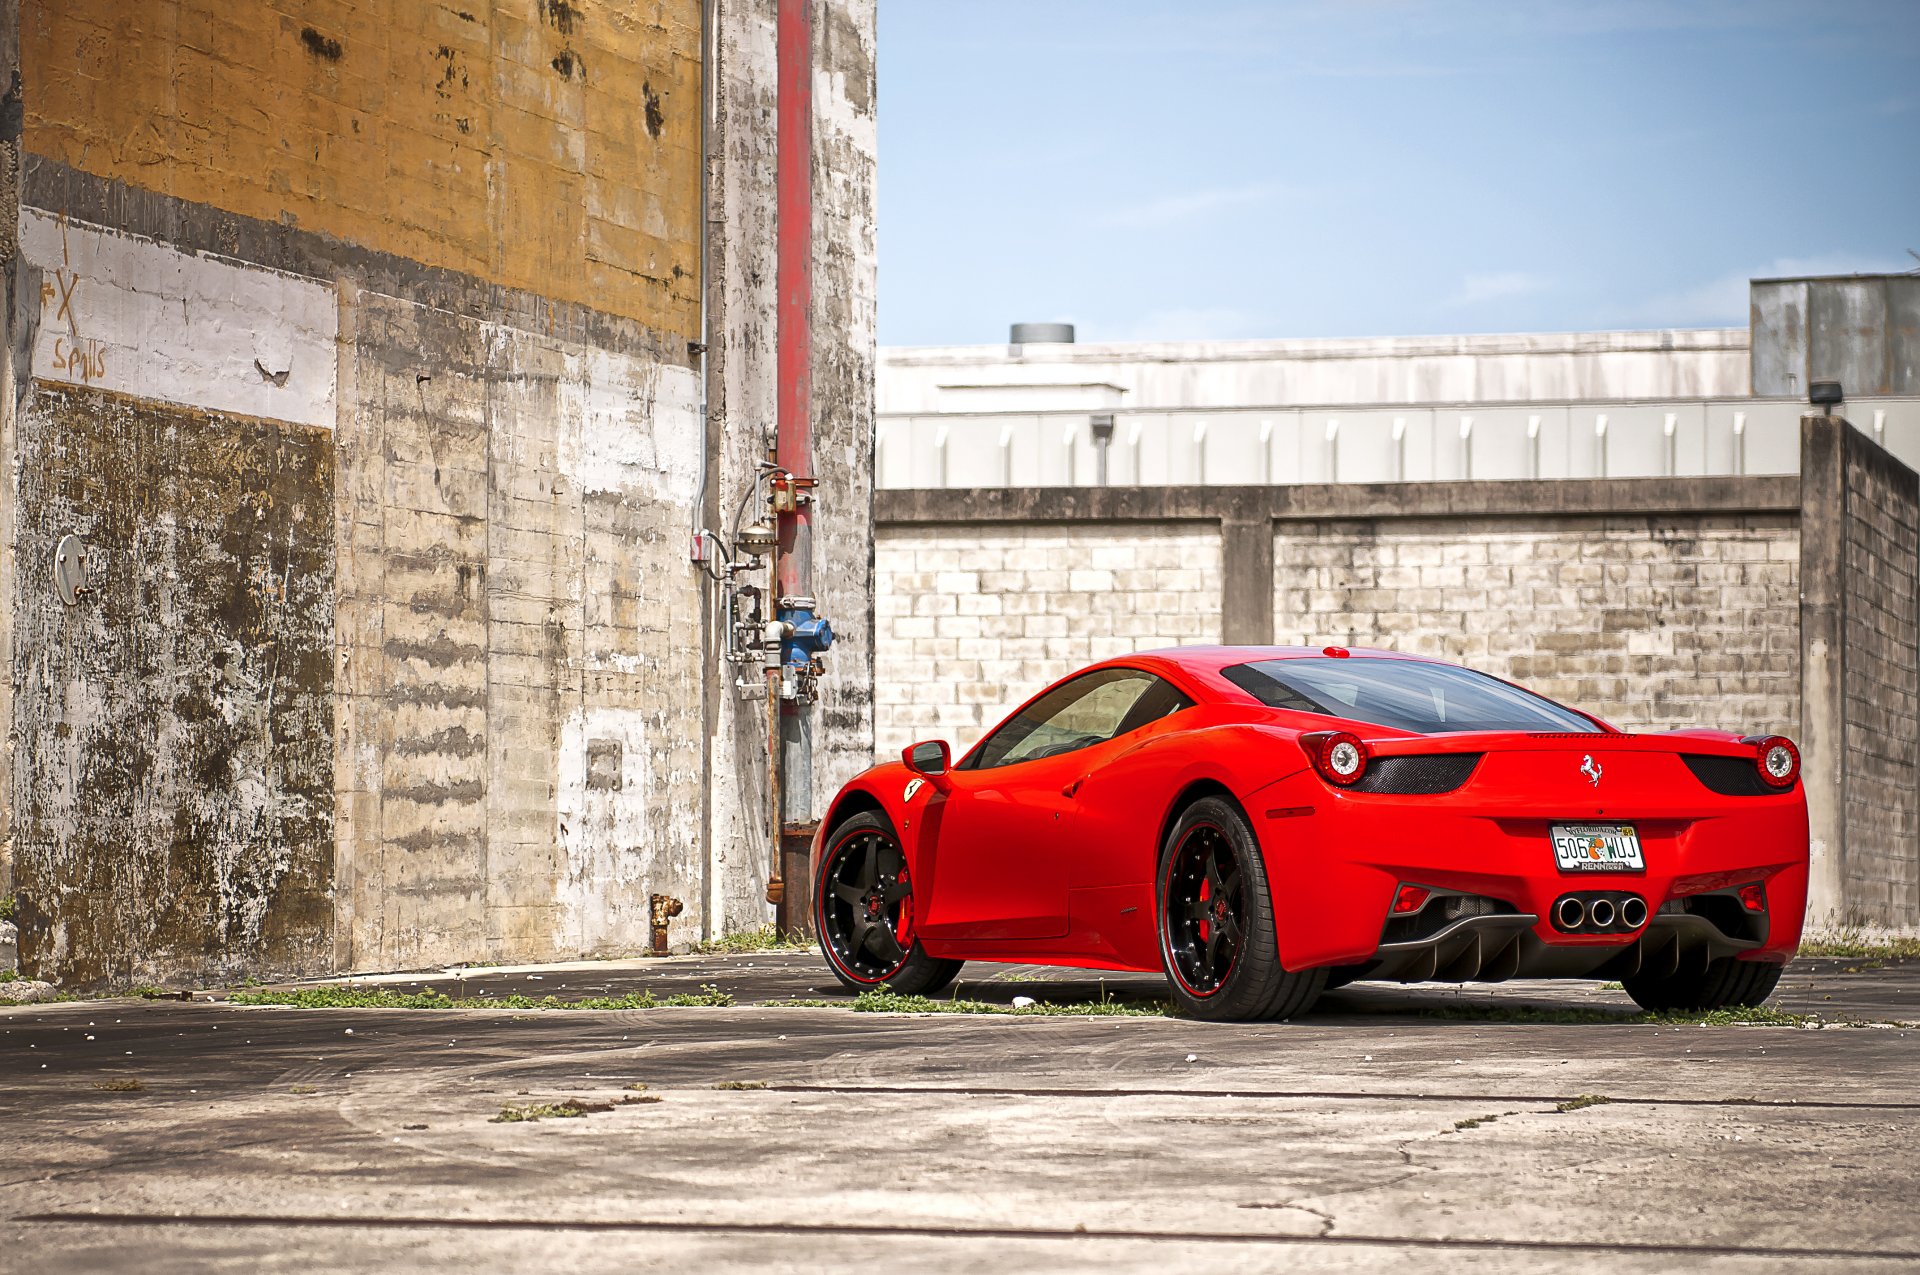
(874, 524, 1221, 758)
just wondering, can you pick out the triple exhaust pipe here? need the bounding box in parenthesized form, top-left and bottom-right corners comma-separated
(1553, 891, 1648, 935)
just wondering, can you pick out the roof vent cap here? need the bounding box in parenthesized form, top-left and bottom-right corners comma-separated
(1010, 322, 1074, 345)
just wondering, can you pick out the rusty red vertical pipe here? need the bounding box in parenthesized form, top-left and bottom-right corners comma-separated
(775, 0, 813, 602)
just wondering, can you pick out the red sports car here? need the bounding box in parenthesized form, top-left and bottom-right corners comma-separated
(813, 646, 1809, 1021)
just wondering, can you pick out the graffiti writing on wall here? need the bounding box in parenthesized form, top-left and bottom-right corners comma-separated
(40, 217, 106, 384)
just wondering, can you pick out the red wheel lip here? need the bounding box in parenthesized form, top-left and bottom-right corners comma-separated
(1159, 819, 1239, 1000)
(815, 823, 914, 986)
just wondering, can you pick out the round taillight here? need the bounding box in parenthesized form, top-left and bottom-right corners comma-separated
(1755, 736, 1799, 789)
(1312, 731, 1369, 787)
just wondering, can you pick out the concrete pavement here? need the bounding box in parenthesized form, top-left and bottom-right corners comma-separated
(2, 952, 1917, 1273)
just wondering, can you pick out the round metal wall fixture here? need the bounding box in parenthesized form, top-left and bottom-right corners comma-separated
(53, 534, 91, 606)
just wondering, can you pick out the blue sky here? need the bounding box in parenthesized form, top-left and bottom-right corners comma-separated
(877, 1, 1920, 345)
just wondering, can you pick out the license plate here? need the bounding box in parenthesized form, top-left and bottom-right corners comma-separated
(1551, 823, 1645, 872)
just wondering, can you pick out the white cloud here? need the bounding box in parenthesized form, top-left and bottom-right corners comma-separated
(1446, 271, 1552, 308)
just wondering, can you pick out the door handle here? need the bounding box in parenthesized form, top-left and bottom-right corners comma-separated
(1062, 777, 1083, 798)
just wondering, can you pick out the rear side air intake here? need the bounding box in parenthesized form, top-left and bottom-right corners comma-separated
(1682, 754, 1776, 796)
(1350, 754, 1482, 795)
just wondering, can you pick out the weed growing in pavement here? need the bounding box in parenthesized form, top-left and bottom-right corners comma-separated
(0, 894, 14, 921)
(491, 1099, 605, 1123)
(0, 970, 15, 983)
(663, 984, 735, 1007)
(227, 984, 735, 1011)
(289, 1085, 318, 1095)
(693, 925, 810, 955)
(492, 1094, 659, 1122)
(1797, 933, 1920, 961)
(92, 1078, 143, 1092)
(1555, 1094, 1614, 1112)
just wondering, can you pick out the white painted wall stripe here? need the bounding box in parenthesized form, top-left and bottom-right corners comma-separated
(21, 209, 339, 430)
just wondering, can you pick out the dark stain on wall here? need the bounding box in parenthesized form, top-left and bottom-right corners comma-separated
(299, 27, 344, 62)
(12, 383, 336, 988)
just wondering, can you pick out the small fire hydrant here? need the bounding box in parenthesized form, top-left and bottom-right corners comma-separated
(649, 893, 684, 957)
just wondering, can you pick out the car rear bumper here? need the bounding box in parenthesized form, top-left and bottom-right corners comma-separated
(1248, 769, 1810, 973)
(1359, 905, 1767, 983)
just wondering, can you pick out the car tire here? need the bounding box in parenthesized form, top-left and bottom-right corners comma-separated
(1621, 956, 1784, 1012)
(815, 810, 963, 997)
(1156, 795, 1326, 1022)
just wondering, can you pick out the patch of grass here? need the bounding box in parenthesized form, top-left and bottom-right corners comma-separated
(231, 988, 462, 1009)
(0, 894, 15, 921)
(712, 1080, 767, 1090)
(92, 1078, 143, 1092)
(1798, 934, 1920, 961)
(693, 925, 810, 955)
(491, 1098, 610, 1123)
(492, 1093, 658, 1122)
(623, 1082, 649, 1092)
(662, 984, 734, 1007)
(1598, 981, 1624, 991)
(1453, 1113, 1502, 1130)
(0, 970, 16, 983)
(1555, 1094, 1614, 1113)
(289, 1085, 317, 1095)
(227, 985, 736, 1011)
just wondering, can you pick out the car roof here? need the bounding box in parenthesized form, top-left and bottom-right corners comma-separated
(1116, 645, 1437, 675)
(1084, 645, 1442, 703)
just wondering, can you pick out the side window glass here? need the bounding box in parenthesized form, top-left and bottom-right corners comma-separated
(967, 670, 1189, 770)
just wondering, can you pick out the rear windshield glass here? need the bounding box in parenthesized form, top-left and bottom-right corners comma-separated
(1220, 657, 1601, 735)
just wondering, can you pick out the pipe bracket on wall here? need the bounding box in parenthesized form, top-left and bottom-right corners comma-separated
(53, 534, 93, 605)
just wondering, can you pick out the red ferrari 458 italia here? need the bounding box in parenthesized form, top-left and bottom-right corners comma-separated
(813, 646, 1809, 1021)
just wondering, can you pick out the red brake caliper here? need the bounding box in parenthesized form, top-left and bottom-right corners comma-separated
(893, 862, 915, 948)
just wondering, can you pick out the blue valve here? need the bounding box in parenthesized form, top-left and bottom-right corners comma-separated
(779, 605, 834, 669)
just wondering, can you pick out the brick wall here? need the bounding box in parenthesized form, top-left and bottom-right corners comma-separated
(1840, 443, 1920, 927)
(873, 523, 1221, 758)
(1274, 515, 1802, 735)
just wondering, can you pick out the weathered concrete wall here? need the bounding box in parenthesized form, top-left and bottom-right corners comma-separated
(334, 289, 705, 971)
(1802, 414, 1919, 930)
(1840, 436, 1919, 927)
(22, 0, 702, 338)
(804, 0, 878, 823)
(7, 0, 882, 982)
(874, 522, 1222, 757)
(701, 0, 877, 934)
(13, 384, 335, 986)
(1273, 515, 1801, 735)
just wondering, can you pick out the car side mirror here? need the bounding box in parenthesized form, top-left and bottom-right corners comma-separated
(903, 739, 952, 789)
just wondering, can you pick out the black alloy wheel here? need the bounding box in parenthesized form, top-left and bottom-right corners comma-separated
(1156, 795, 1326, 1021)
(815, 811, 962, 995)
(1164, 822, 1246, 996)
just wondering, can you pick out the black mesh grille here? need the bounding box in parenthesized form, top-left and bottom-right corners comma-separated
(1681, 754, 1773, 796)
(1353, 753, 1482, 795)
